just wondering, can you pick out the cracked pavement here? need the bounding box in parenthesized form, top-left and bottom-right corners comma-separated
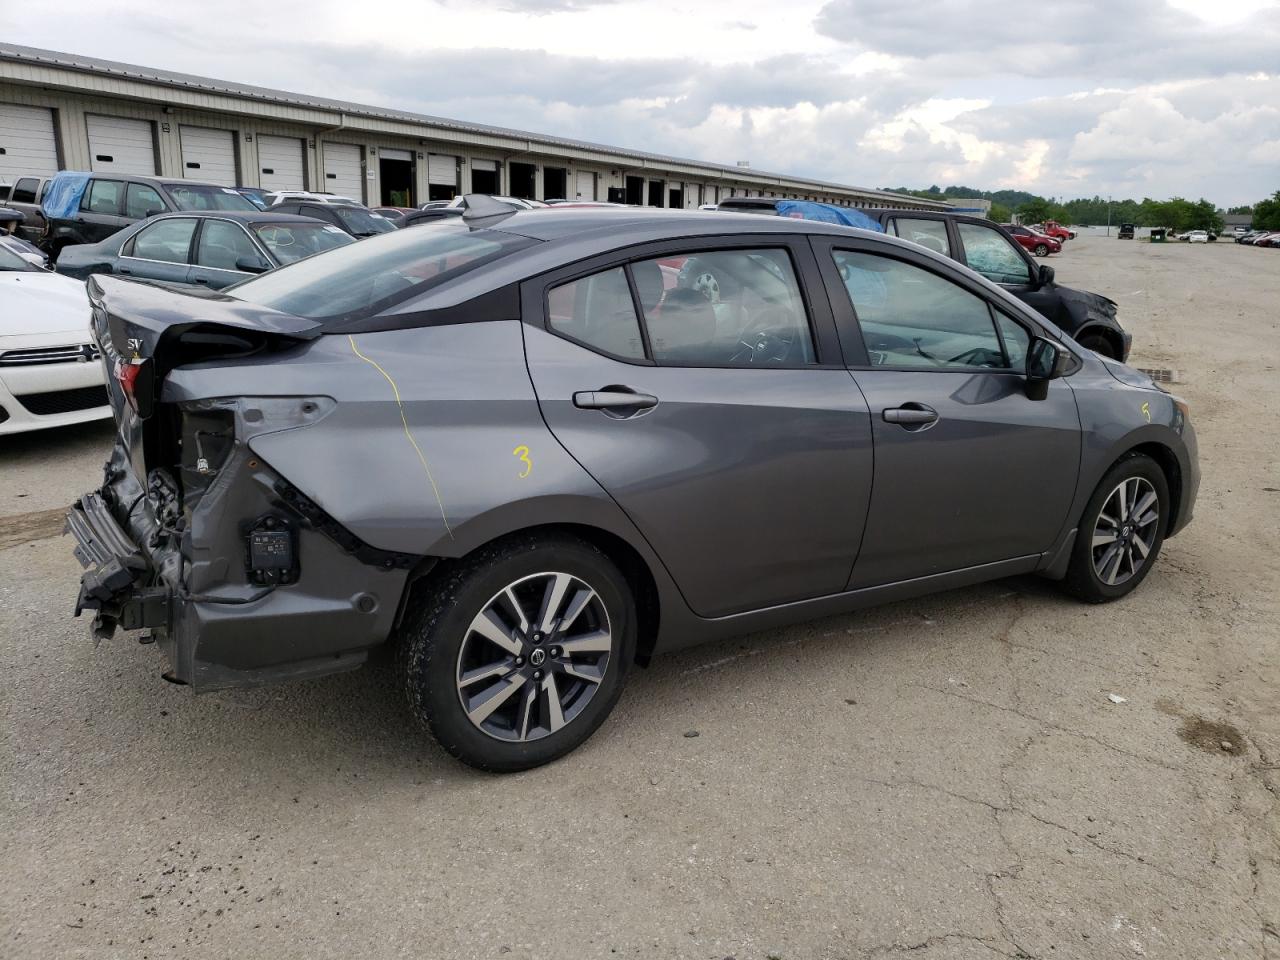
(2, 233, 1277, 959)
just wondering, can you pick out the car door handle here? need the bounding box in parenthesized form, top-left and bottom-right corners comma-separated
(192, 277, 209, 284)
(883, 404, 939, 426)
(573, 389, 659, 412)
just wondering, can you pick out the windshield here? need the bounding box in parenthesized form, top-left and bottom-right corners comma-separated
(333, 206, 397, 237)
(229, 223, 537, 321)
(252, 221, 354, 265)
(163, 184, 259, 212)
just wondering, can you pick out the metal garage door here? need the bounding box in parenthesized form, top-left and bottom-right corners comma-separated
(427, 154, 456, 187)
(323, 142, 362, 200)
(575, 170, 595, 201)
(0, 104, 59, 181)
(257, 135, 305, 191)
(179, 126, 237, 184)
(86, 115, 156, 175)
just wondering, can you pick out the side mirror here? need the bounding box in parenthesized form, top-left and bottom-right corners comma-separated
(235, 256, 270, 274)
(144, 208, 163, 219)
(1025, 337, 1067, 401)
(1037, 264, 1055, 287)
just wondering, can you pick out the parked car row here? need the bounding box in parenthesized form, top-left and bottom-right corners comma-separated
(1236, 230, 1280, 247)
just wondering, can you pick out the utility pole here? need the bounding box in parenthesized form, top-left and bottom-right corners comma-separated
(1106, 195, 1112, 236)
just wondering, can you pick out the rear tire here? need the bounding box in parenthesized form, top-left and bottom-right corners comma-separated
(397, 534, 635, 772)
(1062, 453, 1169, 603)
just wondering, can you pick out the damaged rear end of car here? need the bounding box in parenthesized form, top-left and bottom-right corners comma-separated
(69, 277, 417, 689)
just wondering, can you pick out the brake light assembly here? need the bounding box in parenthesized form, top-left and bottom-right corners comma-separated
(114, 356, 155, 418)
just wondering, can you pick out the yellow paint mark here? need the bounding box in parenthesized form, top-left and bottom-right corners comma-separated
(348, 335, 453, 539)
(513, 444, 532, 479)
(1141, 401, 1151, 423)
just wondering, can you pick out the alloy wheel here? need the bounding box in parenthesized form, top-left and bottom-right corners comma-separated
(1091, 477, 1160, 586)
(456, 572, 612, 742)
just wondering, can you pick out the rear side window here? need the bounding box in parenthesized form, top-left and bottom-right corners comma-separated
(0, 185, 9, 202)
(229, 224, 536, 322)
(957, 222, 1032, 285)
(82, 179, 124, 215)
(12, 178, 39, 204)
(635, 249, 814, 365)
(832, 250, 1010, 369)
(889, 218, 950, 256)
(548, 267, 646, 360)
(125, 182, 166, 220)
(129, 218, 197, 263)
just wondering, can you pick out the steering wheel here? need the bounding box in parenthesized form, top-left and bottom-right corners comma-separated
(729, 307, 800, 364)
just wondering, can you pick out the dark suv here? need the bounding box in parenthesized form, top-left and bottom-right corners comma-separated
(862, 209, 1130, 360)
(41, 171, 258, 259)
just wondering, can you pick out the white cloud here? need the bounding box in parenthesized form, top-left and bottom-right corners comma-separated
(4, 0, 1278, 204)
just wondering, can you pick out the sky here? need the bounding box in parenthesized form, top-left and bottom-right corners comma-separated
(5, 0, 1279, 205)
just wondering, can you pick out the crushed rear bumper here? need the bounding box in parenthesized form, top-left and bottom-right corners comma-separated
(68, 492, 171, 644)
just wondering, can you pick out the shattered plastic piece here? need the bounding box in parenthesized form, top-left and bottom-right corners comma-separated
(1107, 693, 1128, 704)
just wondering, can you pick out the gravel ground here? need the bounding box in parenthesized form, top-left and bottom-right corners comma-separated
(2, 235, 1277, 960)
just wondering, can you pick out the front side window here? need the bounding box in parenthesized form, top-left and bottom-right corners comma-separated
(888, 217, 950, 256)
(82, 179, 124, 216)
(195, 219, 260, 271)
(957, 222, 1032, 285)
(634, 248, 814, 365)
(548, 267, 646, 360)
(832, 250, 1010, 369)
(125, 182, 166, 220)
(129, 217, 197, 264)
(995, 312, 1031, 368)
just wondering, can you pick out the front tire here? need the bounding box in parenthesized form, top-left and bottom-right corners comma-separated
(1034, 243, 1049, 257)
(1062, 453, 1169, 603)
(1076, 333, 1117, 360)
(398, 534, 636, 772)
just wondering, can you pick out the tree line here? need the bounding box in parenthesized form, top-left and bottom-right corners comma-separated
(883, 184, 1280, 232)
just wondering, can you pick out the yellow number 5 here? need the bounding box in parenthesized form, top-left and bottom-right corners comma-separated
(512, 445, 532, 478)
(1141, 402, 1151, 423)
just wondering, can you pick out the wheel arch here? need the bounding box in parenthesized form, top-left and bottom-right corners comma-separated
(406, 520, 665, 667)
(1125, 441, 1184, 535)
(1074, 324, 1125, 360)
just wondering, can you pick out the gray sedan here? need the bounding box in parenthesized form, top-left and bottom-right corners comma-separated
(55, 210, 353, 288)
(67, 203, 1198, 772)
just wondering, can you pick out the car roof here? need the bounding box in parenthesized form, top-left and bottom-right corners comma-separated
(484, 206, 876, 243)
(147, 210, 326, 224)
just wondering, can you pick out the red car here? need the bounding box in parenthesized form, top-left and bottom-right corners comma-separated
(1039, 219, 1077, 242)
(1002, 224, 1062, 257)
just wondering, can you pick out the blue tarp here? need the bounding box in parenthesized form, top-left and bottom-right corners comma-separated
(40, 172, 91, 220)
(775, 200, 885, 232)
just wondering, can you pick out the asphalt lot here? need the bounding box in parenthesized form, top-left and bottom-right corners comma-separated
(2, 235, 1278, 959)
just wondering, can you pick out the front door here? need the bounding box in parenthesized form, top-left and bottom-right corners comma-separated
(523, 240, 873, 618)
(817, 240, 1081, 588)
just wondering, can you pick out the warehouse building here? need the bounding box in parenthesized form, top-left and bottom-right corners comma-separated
(0, 44, 949, 213)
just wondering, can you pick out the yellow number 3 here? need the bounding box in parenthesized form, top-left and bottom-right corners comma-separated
(1141, 402, 1151, 423)
(512, 444, 532, 479)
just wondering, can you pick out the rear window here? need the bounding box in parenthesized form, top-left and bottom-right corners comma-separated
(229, 223, 537, 321)
(163, 183, 258, 212)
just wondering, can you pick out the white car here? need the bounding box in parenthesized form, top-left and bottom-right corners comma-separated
(265, 191, 363, 207)
(1187, 230, 1209, 243)
(0, 246, 108, 435)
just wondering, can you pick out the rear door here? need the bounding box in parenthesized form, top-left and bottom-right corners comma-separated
(78, 178, 131, 243)
(815, 237, 1080, 587)
(523, 236, 873, 618)
(116, 216, 196, 284)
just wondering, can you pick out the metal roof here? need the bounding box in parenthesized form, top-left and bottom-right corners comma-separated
(0, 43, 948, 208)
